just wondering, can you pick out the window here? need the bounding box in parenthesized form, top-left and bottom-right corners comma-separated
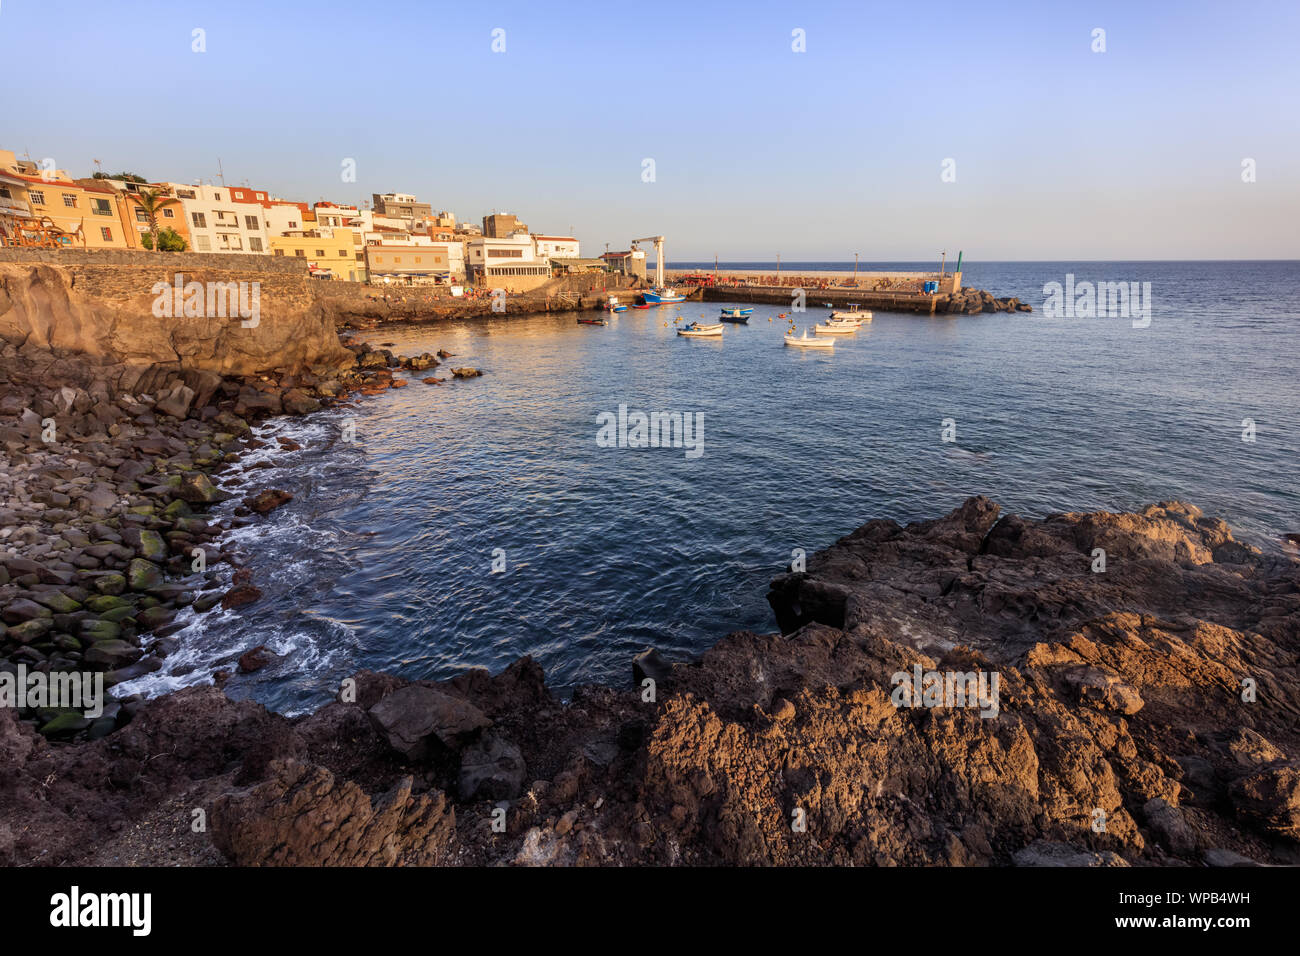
(294, 249, 304, 257)
(488, 247, 523, 258)
(196, 235, 211, 251)
(100, 227, 112, 241)
(315, 249, 325, 257)
(176, 188, 196, 199)
(256, 193, 264, 200)
(93, 198, 112, 215)
(163, 208, 174, 218)
(29, 190, 46, 205)
(213, 192, 221, 200)
(274, 249, 284, 257)
(415, 257, 422, 263)
(288, 221, 298, 228)
(0, 186, 10, 199)
(249, 237, 263, 252)
(136, 209, 149, 222)
(62, 193, 78, 208)
(245, 216, 259, 230)
(338, 249, 347, 257)
(191, 212, 207, 228)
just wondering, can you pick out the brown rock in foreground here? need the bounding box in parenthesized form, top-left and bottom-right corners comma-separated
(1, 498, 1296, 867)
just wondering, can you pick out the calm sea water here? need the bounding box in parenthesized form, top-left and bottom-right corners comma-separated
(120, 261, 1300, 715)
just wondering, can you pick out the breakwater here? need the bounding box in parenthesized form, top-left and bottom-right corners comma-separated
(698, 284, 1030, 314)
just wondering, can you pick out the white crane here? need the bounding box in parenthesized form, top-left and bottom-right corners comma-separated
(631, 235, 665, 289)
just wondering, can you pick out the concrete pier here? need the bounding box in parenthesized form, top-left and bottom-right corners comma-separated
(699, 285, 943, 314)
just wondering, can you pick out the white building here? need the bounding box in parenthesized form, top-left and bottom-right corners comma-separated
(466, 232, 551, 290)
(263, 202, 310, 236)
(166, 183, 270, 254)
(533, 235, 580, 259)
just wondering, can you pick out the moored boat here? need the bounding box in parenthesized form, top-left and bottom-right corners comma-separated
(678, 322, 723, 337)
(830, 303, 872, 322)
(643, 288, 686, 304)
(577, 316, 608, 326)
(784, 330, 835, 349)
(814, 321, 858, 334)
(720, 307, 753, 320)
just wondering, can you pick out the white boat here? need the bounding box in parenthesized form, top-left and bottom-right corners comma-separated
(784, 331, 835, 349)
(678, 322, 723, 337)
(814, 322, 858, 335)
(830, 303, 872, 322)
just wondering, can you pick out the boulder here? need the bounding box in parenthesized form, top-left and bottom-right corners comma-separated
(367, 684, 491, 760)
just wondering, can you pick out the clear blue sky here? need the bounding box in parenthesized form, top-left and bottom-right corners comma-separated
(4, 0, 1296, 260)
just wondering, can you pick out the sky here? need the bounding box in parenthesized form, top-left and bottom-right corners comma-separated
(3, 0, 1297, 260)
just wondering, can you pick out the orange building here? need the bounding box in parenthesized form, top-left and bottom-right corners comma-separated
(0, 149, 136, 249)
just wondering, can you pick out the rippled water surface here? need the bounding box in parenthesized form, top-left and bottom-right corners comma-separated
(120, 261, 1300, 714)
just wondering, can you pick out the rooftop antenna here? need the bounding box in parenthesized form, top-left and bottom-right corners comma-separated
(217, 157, 227, 186)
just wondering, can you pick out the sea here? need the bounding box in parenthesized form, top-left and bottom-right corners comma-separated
(117, 260, 1300, 715)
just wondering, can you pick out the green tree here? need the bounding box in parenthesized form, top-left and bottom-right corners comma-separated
(128, 188, 182, 253)
(93, 171, 148, 183)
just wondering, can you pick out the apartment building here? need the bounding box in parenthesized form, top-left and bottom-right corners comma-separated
(165, 183, 271, 253)
(0, 149, 135, 249)
(269, 228, 363, 281)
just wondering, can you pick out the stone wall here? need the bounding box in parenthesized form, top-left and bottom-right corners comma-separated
(0, 247, 308, 275)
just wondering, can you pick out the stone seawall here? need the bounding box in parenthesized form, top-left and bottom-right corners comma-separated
(0, 247, 309, 275)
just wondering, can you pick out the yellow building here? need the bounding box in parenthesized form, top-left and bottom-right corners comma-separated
(269, 228, 363, 281)
(0, 149, 136, 249)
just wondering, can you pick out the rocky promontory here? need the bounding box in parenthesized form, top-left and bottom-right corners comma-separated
(3, 495, 1296, 867)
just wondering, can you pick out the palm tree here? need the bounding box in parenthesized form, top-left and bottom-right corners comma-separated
(129, 188, 180, 252)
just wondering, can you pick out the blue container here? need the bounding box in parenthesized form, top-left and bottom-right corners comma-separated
(923, 281, 938, 293)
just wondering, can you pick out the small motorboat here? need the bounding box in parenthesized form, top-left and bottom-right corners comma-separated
(720, 307, 753, 322)
(784, 330, 835, 349)
(643, 288, 686, 304)
(830, 303, 872, 322)
(814, 321, 858, 335)
(678, 322, 723, 337)
(611, 305, 628, 312)
(631, 303, 650, 309)
(577, 316, 608, 326)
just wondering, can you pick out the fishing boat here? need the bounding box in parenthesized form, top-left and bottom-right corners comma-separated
(611, 304, 628, 312)
(784, 330, 835, 349)
(719, 307, 752, 323)
(643, 288, 686, 304)
(631, 303, 650, 309)
(678, 322, 723, 337)
(577, 316, 608, 326)
(814, 321, 858, 335)
(829, 303, 872, 322)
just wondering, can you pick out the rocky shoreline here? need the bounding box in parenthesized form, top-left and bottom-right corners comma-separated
(0, 333, 473, 744)
(2, 401, 1296, 865)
